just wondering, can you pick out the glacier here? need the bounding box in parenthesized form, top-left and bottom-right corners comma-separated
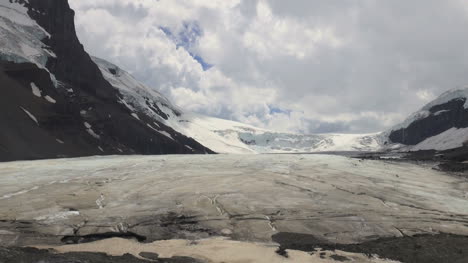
(1, 154, 468, 262)
(93, 57, 383, 154)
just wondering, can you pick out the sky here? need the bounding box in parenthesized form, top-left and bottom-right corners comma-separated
(69, 0, 468, 134)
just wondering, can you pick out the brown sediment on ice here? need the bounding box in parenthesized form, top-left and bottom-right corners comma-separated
(35, 237, 399, 263)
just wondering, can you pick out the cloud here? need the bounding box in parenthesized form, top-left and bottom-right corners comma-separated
(242, 1, 343, 60)
(69, 0, 468, 134)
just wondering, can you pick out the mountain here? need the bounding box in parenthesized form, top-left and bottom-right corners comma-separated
(2, 0, 465, 160)
(94, 57, 381, 154)
(0, 0, 212, 161)
(385, 88, 468, 151)
(94, 55, 468, 154)
(0, 0, 380, 161)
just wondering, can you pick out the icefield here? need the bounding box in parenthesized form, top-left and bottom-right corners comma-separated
(0, 154, 467, 262)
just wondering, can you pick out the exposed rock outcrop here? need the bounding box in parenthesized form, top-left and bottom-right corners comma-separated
(385, 88, 468, 153)
(0, 0, 213, 161)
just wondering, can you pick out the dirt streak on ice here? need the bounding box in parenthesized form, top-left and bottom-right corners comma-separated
(37, 237, 399, 263)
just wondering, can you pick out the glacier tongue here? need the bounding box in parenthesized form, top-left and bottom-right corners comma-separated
(93, 57, 383, 154)
(165, 113, 381, 153)
(1, 154, 468, 247)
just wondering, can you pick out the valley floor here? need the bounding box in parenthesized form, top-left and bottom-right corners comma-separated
(1, 154, 468, 262)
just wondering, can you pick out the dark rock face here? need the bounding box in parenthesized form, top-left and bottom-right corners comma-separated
(389, 98, 468, 145)
(0, 247, 204, 263)
(0, 0, 213, 161)
(273, 232, 468, 263)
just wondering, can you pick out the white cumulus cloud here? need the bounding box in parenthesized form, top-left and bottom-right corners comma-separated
(69, 0, 468, 133)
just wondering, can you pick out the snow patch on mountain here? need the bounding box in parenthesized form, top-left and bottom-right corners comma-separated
(0, 0, 54, 67)
(44, 95, 56, 104)
(0, 0, 60, 89)
(30, 82, 41, 97)
(0, 0, 35, 27)
(412, 127, 468, 151)
(20, 106, 38, 125)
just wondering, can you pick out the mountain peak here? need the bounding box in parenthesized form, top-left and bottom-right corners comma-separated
(0, 0, 212, 161)
(386, 87, 468, 151)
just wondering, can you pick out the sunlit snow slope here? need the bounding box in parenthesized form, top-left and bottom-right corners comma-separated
(94, 57, 381, 154)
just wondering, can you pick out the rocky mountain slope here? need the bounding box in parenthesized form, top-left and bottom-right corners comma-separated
(0, 0, 212, 161)
(385, 88, 468, 152)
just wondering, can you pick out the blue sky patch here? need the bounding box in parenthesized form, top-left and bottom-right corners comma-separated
(269, 106, 292, 115)
(160, 22, 213, 71)
(192, 54, 213, 71)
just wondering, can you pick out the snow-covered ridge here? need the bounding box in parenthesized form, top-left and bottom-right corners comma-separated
(422, 88, 468, 110)
(94, 57, 382, 154)
(383, 87, 468, 152)
(92, 57, 181, 123)
(389, 88, 468, 132)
